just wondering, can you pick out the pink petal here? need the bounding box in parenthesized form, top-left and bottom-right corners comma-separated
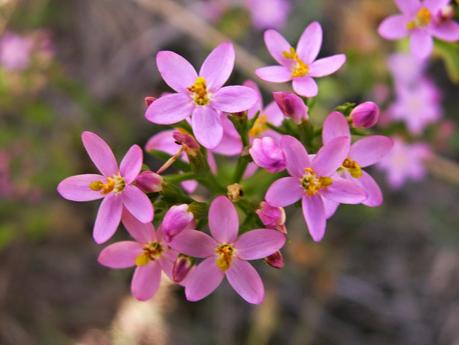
(244, 80, 263, 119)
(322, 111, 350, 145)
(359, 171, 383, 207)
(312, 136, 350, 177)
(235, 229, 286, 260)
(93, 194, 123, 244)
(145, 93, 194, 125)
(212, 86, 258, 113)
(265, 177, 303, 207)
(170, 230, 216, 257)
(208, 196, 239, 243)
(156, 51, 197, 92)
(120, 145, 142, 184)
(81, 131, 118, 177)
(264, 101, 284, 126)
(322, 178, 366, 204)
(292, 77, 318, 98)
(281, 135, 310, 177)
(296, 21, 323, 64)
(158, 249, 177, 281)
(255, 66, 292, 83)
(378, 15, 409, 40)
(185, 257, 224, 302)
(226, 258, 264, 304)
(131, 262, 161, 301)
(122, 185, 153, 223)
(97, 241, 142, 268)
(199, 42, 235, 91)
(302, 195, 326, 242)
(191, 106, 223, 149)
(264, 29, 292, 65)
(350, 136, 393, 168)
(431, 21, 459, 42)
(145, 130, 180, 155)
(395, 0, 421, 14)
(212, 116, 243, 155)
(121, 208, 155, 243)
(309, 54, 346, 78)
(410, 30, 433, 59)
(57, 174, 104, 201)
(421, 0, 446, 12)
(322, 197, 339, 219)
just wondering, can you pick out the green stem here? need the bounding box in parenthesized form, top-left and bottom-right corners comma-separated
(164, 172, 195, 184)
(233, 154, 251, 183)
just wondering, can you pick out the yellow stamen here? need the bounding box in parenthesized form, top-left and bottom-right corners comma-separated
(215, 243, 236, 272)
(406, 7, 431, 30)
(188, 76, 210, 106)
(300, 167, 333, 196)
(282, 47, 309, 78)
(135, 241, 164, 266)
(89, 175, 125, 194)
(249, 114, 269, 137)
(342, 158, 362, 178)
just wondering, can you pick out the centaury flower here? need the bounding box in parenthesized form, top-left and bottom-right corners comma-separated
(57, 131, 153, 244)
(170, 196, 286, 304)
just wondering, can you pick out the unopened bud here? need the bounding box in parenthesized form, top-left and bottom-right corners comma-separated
(249, 137, 286, 173)
(264, 251, 284, 269)
(144, 96, 156, 107)
(172, 255, 194, 283)
(227, 183, 243, 202)
(135, 171, 163, 193)
(173, 129, 200, 156)
(350, 101, 380, 129)
(256, 201, 287, 233)
(162, 204, 194, 242)
(273, 91, 308, 124)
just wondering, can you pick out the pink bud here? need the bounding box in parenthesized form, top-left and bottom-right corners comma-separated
(350, 102, 380, 129)
(172, 255, 193, 283)
(272, 91, 308, 124)
(172, 129, 200, 151)
(264, 251, 284, 269)
(256, 201, 286, 233)
(144, 96, 156, 107)
(134, 171, 163, 193)
(162, 204, 194, 242)
(249, 137, 286, 173)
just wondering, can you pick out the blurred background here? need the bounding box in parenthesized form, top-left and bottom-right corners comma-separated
(1, 0, 459, 344)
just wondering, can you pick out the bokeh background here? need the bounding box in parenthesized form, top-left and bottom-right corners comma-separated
(1, 0, 459, 344)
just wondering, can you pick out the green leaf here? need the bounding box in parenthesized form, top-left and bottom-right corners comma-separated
(435, 40, 459, 83)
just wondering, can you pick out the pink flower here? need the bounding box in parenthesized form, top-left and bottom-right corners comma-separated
(256, 22, 346, 97)
(350, 102, 380, 129)
(378, 0, 459, 59)
(265, 135, 366, 241)
(161, 204, 195, 242)
(98, 211, 177, 301)
(273, 91, 309, 124)
(170, 196, 286, 304)
(388, 53, 426, 87)
(377, 137, 432, 189)
(145, 42, 257, 149)
(135, 171, 163, 193)
(244, 0, 290, 30)
(57, 131, 153, 244)
(249, 136, 286, 173)
(323, 112, 393, 207)
(0, 32, 32, 71)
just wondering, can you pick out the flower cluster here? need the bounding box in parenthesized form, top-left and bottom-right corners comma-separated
(58, 21, 394, 304)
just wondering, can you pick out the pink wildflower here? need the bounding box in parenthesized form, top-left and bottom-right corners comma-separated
(57, 131, 153, 244)
(350, 102, 380, 129)
(145, 42, 257, 149)
(256, 22, 346, 97)
(265, 135, 366, 241)
(170, 196, 286, 304)
(244, 0, 290, 30)
(98, 211, 177, 301)
(378, 0, 459, 59)
(0, 32, 32, 71)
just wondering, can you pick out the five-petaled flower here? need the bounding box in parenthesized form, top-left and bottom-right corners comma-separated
(170, 196, 286, 304)
(57, 131, 153, 243)
(256, 21, 346, 97)
(145, 42, 257, 149)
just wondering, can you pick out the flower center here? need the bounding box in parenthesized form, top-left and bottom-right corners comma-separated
(249, 114, 269, 138)
(342, 158, 362, 178)
(215, 243, 236, 272)
(187, 76, 210, 106)
(135, 241, 164, 266)
(407, 7, 431, 30)
(300, 167, 333, 196)
(89, 175, 125, 194)
(282, 47, 309, 78)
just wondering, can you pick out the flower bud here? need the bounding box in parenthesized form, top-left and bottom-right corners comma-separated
(227, 183, 243, 202)
(173, 129, 200, 156)
(144, 96, 156, 107)
(172, 255, 194, 283)
(256, 201, 287, 233)
(134, 171, 163, 193)
(272, 91, 308, 124)
(350, 101, 380, 129)
(162, 204, 194, 242)
(264, 251, 284, 269)
(249, 137, 286, 173)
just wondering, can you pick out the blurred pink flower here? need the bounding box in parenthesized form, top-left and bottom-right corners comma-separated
(0, 32, 32, 71)
(98, 211, 178, 301)
(170, 196, 285, 304)
(145, 42, 257, 149)
(378, 0, 459, 59)
(57, 131, 153, 244)
(256, 22, 346, 97)
(377, 137, 432, 189)
(388, 53, 427, 87)
(245, 0, 290, 30)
